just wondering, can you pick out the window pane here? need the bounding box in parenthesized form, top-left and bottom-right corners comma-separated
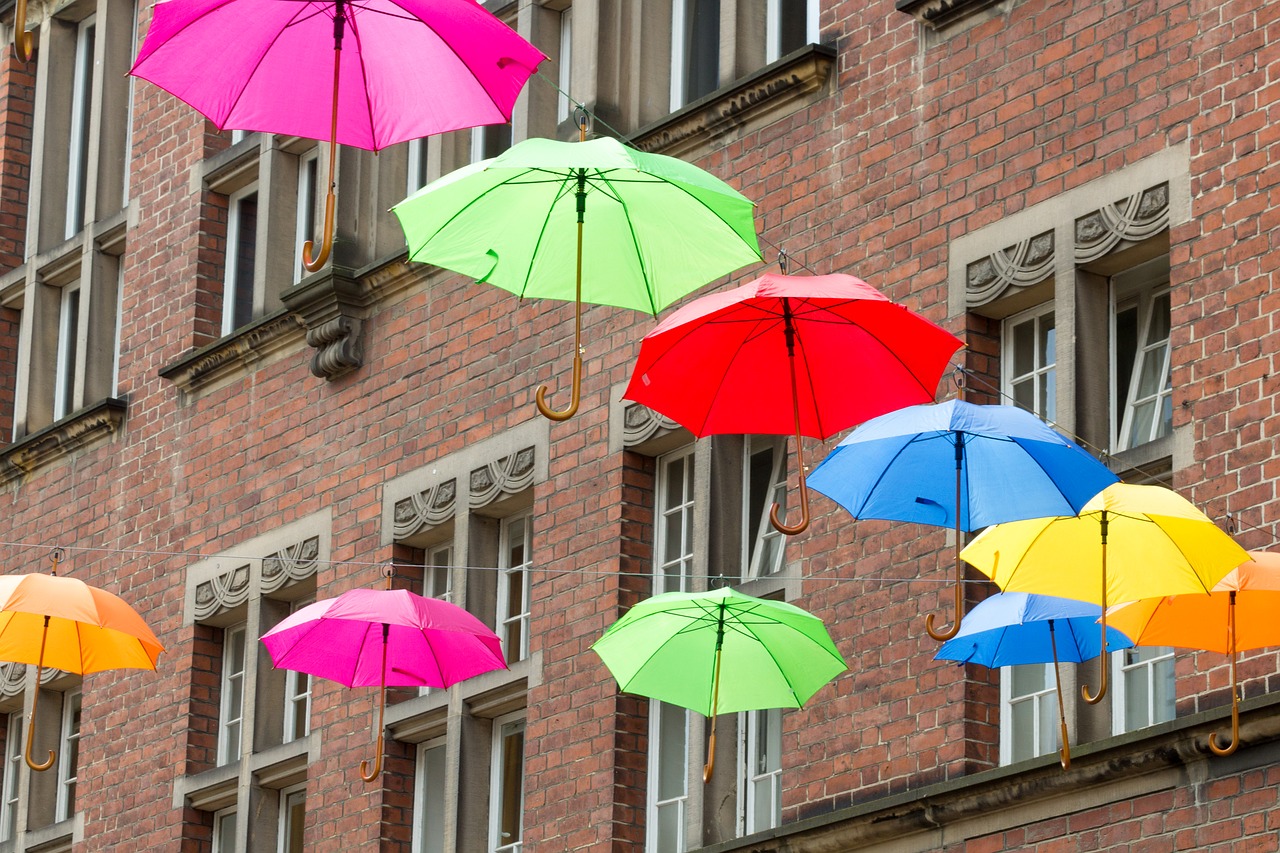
(1149, 291, 1171, 342)
(1010, 663, 1046, 697)
(656, 703, 686, 800)
(496, 721, 525, 849)
(655, 801, 680, 851)
(1037, 692, 1059, 754)
(419, 744, 446, 853)
(778, 0, 809, 54)
(1124, 662, 1152, 731)
(230, 192, 259, 331)
(1010, 698, 1035, 762)
(283, 790, 305, 853)
(1113, 303, 1139, 425)
(683, 0, 720, 103)
(1011, 319, 1035, 376)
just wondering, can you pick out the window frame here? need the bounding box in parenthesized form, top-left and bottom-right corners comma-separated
(2, 710, 21, 842)
(55, 689, 82, 823)
(740, 707, 782, 835)
(1112, 271, 1172, 453)
(283, 599, 313, 744)
(212, 806, 237, 853)
(646, 700, 689, 853)
(670, 0, 721, 111)
(217, 624, 247, 766)
(277, 784, 306, 853)
(1111, 645, 1176, 736)
(53, 281, 82, 421)
(1001, 301, 1057, 423)
(488, 712, 526, 853)
(412, 738, 447, 853)
(998, 662, 1059, 765)
(743, 435, 787, 580)
(654, 445, 697, 594)
(496, 512, 533, 664)
(221, 183, 260, 336)
(65, 15, 98, 240)
(293, 148, 320, 284)
(765, 0, 819, 63)
(556, 6, 574, 124)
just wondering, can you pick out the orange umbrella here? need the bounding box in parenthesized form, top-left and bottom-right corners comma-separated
(1107, 551, 1280, 756)
(0, 556, 164, 770)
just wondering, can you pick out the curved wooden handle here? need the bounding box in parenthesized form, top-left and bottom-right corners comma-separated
(1209, 595, 1239, 756)
(1058, 719, 1071, 770)
(769, 471, 810, 535)
(14, 0, 33, 63)
(25, 618, 54, 771)
(924, 556, 964, 641)
(1080, 639, 1108, 704)
(701, 728, 716, 783)
(302, 189, 335, 272)
(359, 742, 384, 782)
(535, 351, 581, 421)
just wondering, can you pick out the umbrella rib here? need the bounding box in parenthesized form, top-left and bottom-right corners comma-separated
(856, 432, 953, 522)
(218, 4, 318, 132)
(342, 5, 380, 150)
(515, 172, 578, 299)
(730, 609, 844, 706)
(1009, 437, 1096, 513)
(593, 171, 660, 317)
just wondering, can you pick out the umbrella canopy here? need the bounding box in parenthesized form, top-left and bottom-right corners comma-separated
(1106, 551, 1280, 755)
(262, 586, 506, 779)
(935, 591, 1134, 768)
(0, 570, 164, 771)
(131, 0, 545, 269)
(960, 483, 1248, 704)
(808, 399, 1118, 638)
(592, 586, 845, 780)
(624, 272, 963, 533)
(393, 134, 762, 421)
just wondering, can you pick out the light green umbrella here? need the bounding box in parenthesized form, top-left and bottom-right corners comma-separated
(592, 586, 845, 781)
(392, 131, 761, 421)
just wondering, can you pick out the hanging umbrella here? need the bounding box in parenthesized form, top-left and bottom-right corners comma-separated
(261, 579, 505, 781)
(808, 399, 1117, 639)
(935, 592, 1134, 768)
(130, 0, 546, 271)
(592, 586, 844, 781)
(1107, 551, 1280, 756)
(393, 130, 762, 421)
(623, 272, 963, 534)
(960, 483, 1248, 704)
(0, 554, 164, 771)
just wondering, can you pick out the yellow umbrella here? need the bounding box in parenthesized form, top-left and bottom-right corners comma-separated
(1107, 551, 1280, 756)
(960, 483, 1247, 704)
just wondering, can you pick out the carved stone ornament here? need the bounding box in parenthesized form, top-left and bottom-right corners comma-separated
(470, 447, 536, 510)
(896, 0, 1006, 31)
(1074, 183, 1170, 265)
(622, 403, 682, 448)
(0, 662, 25, 699)
(261, 536, 321, 595)
(393, 479, 458, 539)
(159, 312, 305, 402)
(280, 265, 379, 380)
(965, 230, 1055, 309)
(0, 398, 127, 487)
(194, 563, 252, 621)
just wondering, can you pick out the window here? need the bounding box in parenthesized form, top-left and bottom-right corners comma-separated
(53, 282, 81, 421)
(742, 708, 781, 834)
(556, 7, 573, 124)
(471, 124, 513, 163)
(671, 0, 720, 110)
(414, 740, 446, 853)
(647, 701, 688, 852)
(222, 185, 259, 335)
(1113, 268, 1171, 451)
(283, 601, 312, 744)
(1000, 663, 1058, 764)
(212, 807, 237, 853)
(766, 0, 819, 62)
(1112, 646, 1175, 735)
(407, 139, 429, 195)
(497, 514, 532, 664)
(744, 437, 787, 579)
(2, 711, 20, 841)
(66, 16, 97, 239)
(655, 446, 696, 593)
(425, 544, 453, 604)
(1003, 304, 1056, 422)
(278, 786, 305, 853)
(218, 624, 247, 765)
(56, 690, 82, 822)
(294, 149, 319, 283)
(489, 714, 525, 853)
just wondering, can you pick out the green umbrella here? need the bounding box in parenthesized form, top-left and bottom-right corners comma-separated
(391, 131, 761, 421)
(592, 586, 845, 781)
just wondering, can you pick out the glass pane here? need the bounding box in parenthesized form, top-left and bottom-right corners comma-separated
(747, 447, 774, 554)
(1012, 378, 1034, 412)
(1010, 664, 1046, 697)
(1149, 292, 1171, 342)
(232, 193, 258, 330)
(657, 703, 687, 800)
(656, 801, 680, 851)
(750, 777, 772, 833)
(1114, 303, 1139, 423)
(1011, 319, 1034, 376)
(429, 564, 449, 599)
(1158, 393, 1173, 439)
(1124, 665, 1151, 731)
(663, 512, 685, 566)
(1152, 655, 1176, 724)
(684, 0, 721, 103)
(778, 0, 809, 53)
(1128, 400, 1155, 448)
(665, 456, 685, 498)
(498, 723, 525, 846)
(285, 791, 305, 853)
(1010, 698, 1034, 762)
(760, 709, 781, 774)
(1041, 369, 1056, 422)
(1136, 347, 1166, 398)
(506, 570, 525, 616)
(215, 811, 236, 852)
(1037, 692, 1059, 754)
(507, 518, 526, 566)
(1039, 314, 1056, 366)
(421, 745, 446, 853)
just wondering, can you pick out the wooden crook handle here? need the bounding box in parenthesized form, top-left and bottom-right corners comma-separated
(14, 0, 33, 63)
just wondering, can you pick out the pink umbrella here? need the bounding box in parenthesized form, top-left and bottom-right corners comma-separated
(130, 0, 545, 270)
(261, 585, 506, 781)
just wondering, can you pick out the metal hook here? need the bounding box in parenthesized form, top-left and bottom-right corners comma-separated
(778, 248, 789, 275)
(50, 547, 64, 575)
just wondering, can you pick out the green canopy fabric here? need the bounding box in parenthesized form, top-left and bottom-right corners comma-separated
(591, 586, 845, 717)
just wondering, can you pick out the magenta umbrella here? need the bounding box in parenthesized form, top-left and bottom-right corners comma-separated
(261, 586, 506, 781)
(130, 0, 545, 270)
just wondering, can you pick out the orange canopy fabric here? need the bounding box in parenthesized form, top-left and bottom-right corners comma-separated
(0, 573, 163, 674)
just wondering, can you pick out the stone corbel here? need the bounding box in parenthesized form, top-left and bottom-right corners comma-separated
(281, 266, 377, 380)
(896, 0, 1007, 32)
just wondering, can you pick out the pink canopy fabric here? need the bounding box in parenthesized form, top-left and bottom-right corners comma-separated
(130, 0, 546, 151)
(261, 588, 506, 689)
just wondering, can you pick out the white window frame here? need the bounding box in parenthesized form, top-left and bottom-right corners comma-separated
(406, 138, 429, 195)
(489, 713, 526, 853)
(655, 445, 696, 593)
(123, 1, 140, 206)
(212, 806, 237, 853)
(53, 282, 82, 421)
(1111, 645, 1176, 735)
(740, 708, 782, 835)
(2, 711, 21, 842)
(744, 436, 787, 580)
(218, 624, 247, 766)
(1113, 276, 1172, 452)
(497, 513, 532, 664)
(283, 600, 312, 744)
(111, 261, 124, 396)
(277, 784, 306, 853)
(412, 738, 447, 853)
(222, 183, 260, 335)
(646, 701, 689, 853)
(999, 662, 1059, 765)
(765, 0, 819, 62)
(556, 7, 573, 124)
(419, 544, 454, 696)
(1001, 302, 1056, 422)
(66, 15, 97, 239)
(470, 125, 512, 164)
(293, 149, 320, 283)
(55, 689, 82, 823)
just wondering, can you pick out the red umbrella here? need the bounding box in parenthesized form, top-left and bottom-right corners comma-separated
(624, 273, 962, 534)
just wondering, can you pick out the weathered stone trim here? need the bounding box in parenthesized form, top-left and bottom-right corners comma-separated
(0, 662, 25, 700)
(260, 537, 321, 596)
(280, 266, 377, 380)
(1074, 182, 1170, 265)
(896, 0, 1007, 32)
(0, 399, 126, 487)
(469, 448, 537, 510)
(158, 311, 305, 404)
(964, 230, 1055, 309)
(392, 479, 458, 540)
(622, 402, 682, 449)
(193, 563, 253, 622)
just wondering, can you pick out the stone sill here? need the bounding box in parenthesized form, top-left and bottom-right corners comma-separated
(630, 43, 836, 159)
(158, 310, 305, 404)
(0, 399, 126, 487)
(697, 691, 1280, 853)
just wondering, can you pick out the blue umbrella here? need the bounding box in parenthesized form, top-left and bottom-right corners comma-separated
(808, 399, 1117, 639)
(935, 591, 1135, 769)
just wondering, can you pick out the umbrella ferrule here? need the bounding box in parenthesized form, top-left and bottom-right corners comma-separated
(954, 431, 965, 469)
(781, 298, 796, 356)
(333, 0, 346, 48)
(575, 168, 587, 223)
(1099, 510, 1108, 545)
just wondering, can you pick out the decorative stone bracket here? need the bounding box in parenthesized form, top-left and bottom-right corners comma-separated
(280, 265, 378, 380)
(896, 0, 1008, 32)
